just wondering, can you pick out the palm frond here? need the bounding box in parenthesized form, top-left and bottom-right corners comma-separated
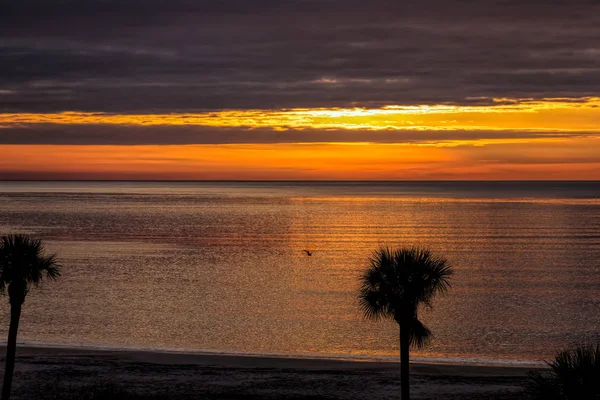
(0, 234, 61, 302)
(358, 290, 390, 321)
(358, 248, 397, 321)
(37, 253, 61, 284)
(528, 343, 600, 399)
(408, 318, 433, 349)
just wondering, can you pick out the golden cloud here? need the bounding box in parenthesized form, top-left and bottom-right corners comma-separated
(1, 97, 599, 132)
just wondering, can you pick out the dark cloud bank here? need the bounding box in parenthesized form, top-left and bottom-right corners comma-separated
(1, 0, 600, 114)
(0, 124, 592, 146)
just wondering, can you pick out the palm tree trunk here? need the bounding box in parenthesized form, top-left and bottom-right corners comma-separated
(2, 302, 22, 400)
(400, 325, 410, 400)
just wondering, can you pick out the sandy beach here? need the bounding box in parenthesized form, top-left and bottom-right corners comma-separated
(1, 346, 541, 399)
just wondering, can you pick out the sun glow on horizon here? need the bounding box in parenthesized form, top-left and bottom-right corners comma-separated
(2, 97, 600, 133)
(1, 138, 599, 180)
(2, 96, 599, 180)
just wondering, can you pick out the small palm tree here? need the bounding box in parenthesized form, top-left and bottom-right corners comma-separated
(359, 247, 453, 400)
(528, 344, 600, 400)
(0, 234, 60, 400)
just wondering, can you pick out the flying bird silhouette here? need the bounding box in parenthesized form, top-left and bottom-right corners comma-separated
(303, 250, 313, 256)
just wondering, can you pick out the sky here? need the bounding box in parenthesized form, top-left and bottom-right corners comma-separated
(1, 0, 600, 180)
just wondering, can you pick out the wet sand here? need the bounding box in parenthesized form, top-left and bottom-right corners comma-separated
(3, 346, 541, 399)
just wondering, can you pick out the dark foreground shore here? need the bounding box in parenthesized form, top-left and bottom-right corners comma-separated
(1, 346, 541, 399)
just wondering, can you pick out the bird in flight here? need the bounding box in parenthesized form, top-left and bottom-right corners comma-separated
(303, 250, 313, 256)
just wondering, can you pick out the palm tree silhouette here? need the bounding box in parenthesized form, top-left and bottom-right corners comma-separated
(528, 343, 600, 399)
(359, 247, 453, 400)
(0, 234, 60, 400)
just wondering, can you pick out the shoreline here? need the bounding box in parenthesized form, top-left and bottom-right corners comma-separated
(13, 341, 548, 368)
(6, 344, 543, 377)
(1, 345, 544, 399)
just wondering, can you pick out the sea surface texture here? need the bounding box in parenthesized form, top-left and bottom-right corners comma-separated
(0, 181, 599, 365)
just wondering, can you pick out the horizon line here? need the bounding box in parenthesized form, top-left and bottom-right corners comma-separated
(1, 179, 599, 183)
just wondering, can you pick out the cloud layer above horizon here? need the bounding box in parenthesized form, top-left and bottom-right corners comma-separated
(1, 0, 599, 179)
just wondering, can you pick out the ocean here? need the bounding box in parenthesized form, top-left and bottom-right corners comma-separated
(0, 181, 599, 365)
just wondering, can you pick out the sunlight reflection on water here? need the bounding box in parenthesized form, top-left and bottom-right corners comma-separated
(0, 181, 599, 365)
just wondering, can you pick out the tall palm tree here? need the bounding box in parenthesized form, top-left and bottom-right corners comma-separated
(359, 247, 453, 400)
(0, 234, 60, 400)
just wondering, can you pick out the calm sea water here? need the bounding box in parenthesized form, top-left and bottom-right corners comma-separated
(0, 181, 599, 365)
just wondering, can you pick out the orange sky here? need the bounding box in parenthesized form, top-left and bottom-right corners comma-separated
(2, 98, 600, 180)
(2, 139, 599, 180)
